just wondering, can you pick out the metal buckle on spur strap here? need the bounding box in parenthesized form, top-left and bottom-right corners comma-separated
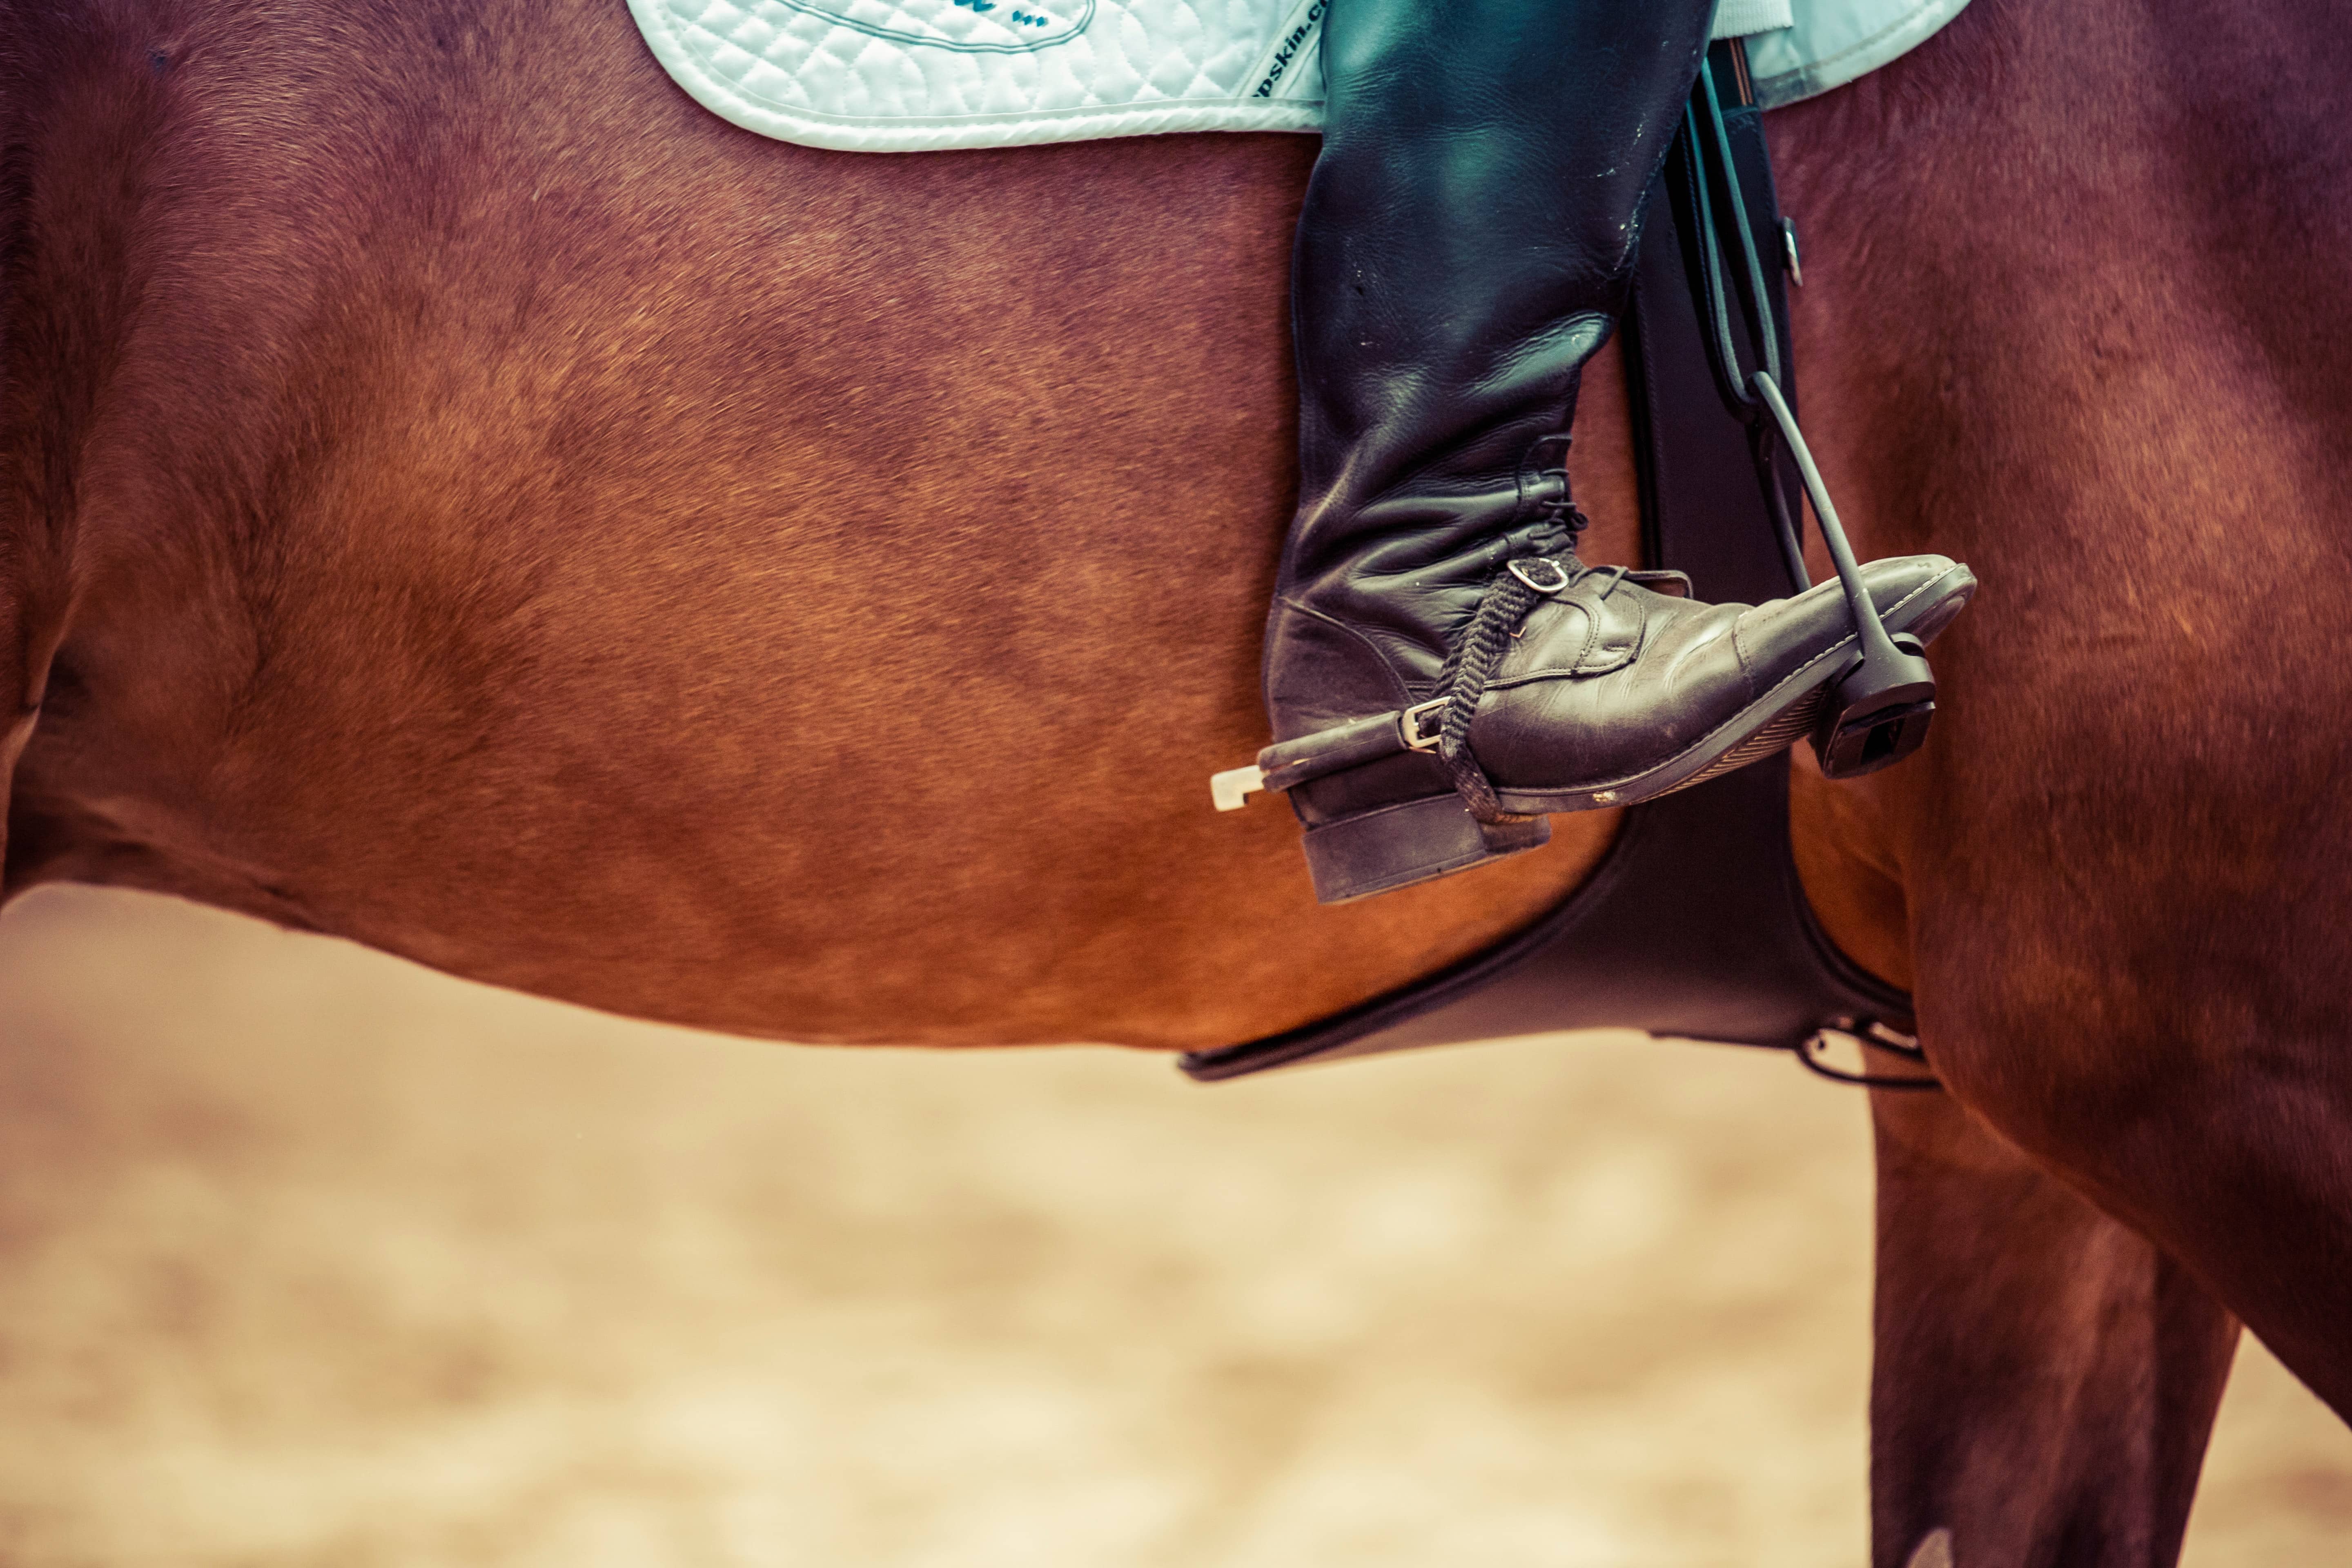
(1400, 697, 1447, 752)
(1506, 558, 1574, 595)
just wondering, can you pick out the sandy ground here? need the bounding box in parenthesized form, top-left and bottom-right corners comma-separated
(0, 887, 2343, 1566)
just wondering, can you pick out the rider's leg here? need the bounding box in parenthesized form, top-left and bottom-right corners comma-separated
(1259, 0, 1973, 902)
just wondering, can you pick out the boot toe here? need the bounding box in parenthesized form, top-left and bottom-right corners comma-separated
(1858, 553, 1972, 639)
(1877, 554, 1976, 646)
(1737, 554, 1971, 680)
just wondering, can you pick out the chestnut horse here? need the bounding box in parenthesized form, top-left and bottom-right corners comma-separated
(3, 0, 2347, 1560)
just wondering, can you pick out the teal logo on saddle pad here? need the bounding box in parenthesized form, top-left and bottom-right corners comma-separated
(774, 0, 1092, 51)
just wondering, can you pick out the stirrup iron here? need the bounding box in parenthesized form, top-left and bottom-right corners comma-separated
(1689, 55, 1940, 783)
(1750, 373, 1939, 780)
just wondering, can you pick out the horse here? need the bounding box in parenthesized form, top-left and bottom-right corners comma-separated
(3, 0, 2346, 1561)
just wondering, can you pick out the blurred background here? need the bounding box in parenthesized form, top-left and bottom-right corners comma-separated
(0, 886, 2344, 1566)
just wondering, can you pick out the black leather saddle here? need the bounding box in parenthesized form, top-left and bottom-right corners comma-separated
(1182, 42, 1913, 1086)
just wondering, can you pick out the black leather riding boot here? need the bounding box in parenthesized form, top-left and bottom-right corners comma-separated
(1236, 0, 1973, 903)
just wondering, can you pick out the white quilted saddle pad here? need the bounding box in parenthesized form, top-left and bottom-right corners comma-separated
(628, 0, 1971, 152)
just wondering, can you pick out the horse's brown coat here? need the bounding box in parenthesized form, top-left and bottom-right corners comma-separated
(2, 0, 1635, 1049)
(5, 0, 2349, 1560)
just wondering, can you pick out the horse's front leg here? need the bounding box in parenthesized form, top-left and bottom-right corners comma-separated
(1867, 1054, 2239, 1568)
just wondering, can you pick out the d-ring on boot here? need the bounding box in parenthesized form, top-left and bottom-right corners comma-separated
(1213, 0, 1975, 904)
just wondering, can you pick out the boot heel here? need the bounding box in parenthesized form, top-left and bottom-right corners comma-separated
(1300, 793, 1550, 904)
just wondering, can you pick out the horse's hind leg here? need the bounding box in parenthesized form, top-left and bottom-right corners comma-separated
(1867, 1066, 2238, 1568)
